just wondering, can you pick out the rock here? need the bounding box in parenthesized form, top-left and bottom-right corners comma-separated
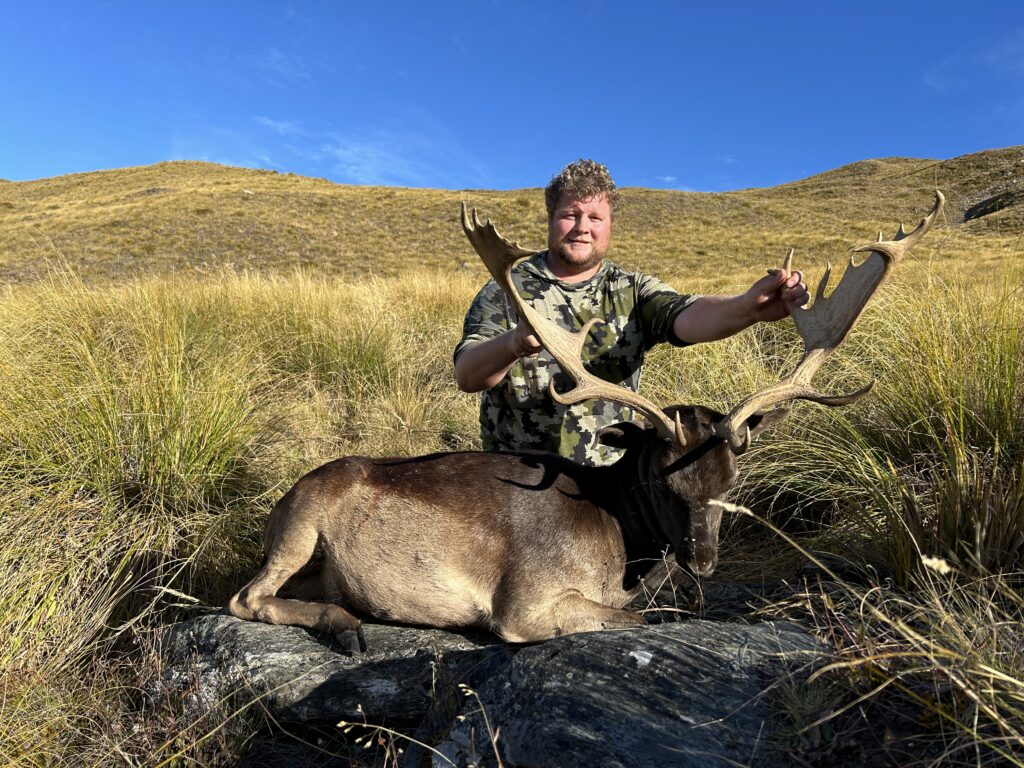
(431, 620, 822, 768)
(159, 590, 824, 767)
(160, 612, 510, 724)
(963, 188, 1024, 222)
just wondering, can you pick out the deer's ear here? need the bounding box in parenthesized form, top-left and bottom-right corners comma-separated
(596, 421, 650, 450)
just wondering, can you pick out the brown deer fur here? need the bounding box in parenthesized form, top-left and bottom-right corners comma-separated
(228, 406, 785, 651)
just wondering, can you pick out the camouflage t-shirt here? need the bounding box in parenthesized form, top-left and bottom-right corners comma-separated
(454, 252, 698, 466)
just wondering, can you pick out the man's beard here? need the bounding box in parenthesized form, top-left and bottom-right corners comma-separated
(548, 239, 607, 273)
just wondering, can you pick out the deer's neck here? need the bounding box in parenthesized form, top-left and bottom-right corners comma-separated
(595, 449, 683, 589)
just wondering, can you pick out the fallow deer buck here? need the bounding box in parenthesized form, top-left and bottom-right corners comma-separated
(228, 192, 944, 651)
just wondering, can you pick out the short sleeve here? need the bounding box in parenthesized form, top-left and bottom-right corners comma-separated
(635, 273, 700, 348)
(453, 278, 510, 365)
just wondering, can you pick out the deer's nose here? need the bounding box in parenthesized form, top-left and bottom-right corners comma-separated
(686, 556, 716, 578)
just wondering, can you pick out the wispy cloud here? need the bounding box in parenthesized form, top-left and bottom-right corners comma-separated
(649, 175, 703, 192)
(985, 27, 1024, 78)
(320, 132, 485, 188)
(718, 154, 739, 166)
(171, 109, 491, 189)
(69, 149, 107, 170)
(924, 55, 971, 94)
(316, 111, 491, 188)
(925, 27, 1024, 93)
(321, 138, 419, 186)
(255, 116, 305, 136)
(169, 125, 281, 171)
(243, 46, 315, 87)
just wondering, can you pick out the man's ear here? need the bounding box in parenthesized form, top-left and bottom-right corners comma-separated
(745, 407, 791, 441)
(596, 421, 650, 450)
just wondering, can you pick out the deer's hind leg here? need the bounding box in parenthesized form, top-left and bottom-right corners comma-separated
(227, 519, 365, 652)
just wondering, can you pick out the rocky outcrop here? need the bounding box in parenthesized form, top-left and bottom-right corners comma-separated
(160, 592, 823, 767)
(161, 614, 509, 725)
(964, 189, 1024, 222)
(431, 620, 820, 768)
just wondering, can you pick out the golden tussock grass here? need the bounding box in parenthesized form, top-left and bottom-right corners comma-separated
(0, 149, 1022, 764)
(0, 269, 491, 764)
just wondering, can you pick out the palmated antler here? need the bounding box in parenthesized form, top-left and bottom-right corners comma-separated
(461, 203, 688, 449)
(714, 190, 945, 454)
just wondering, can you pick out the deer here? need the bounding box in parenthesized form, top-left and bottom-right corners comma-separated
(228, 192, 944, 652)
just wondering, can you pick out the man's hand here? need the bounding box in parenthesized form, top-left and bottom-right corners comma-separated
(744, 267, 809, 324)
(511, 319, 543, 358)
(673, 266, 810, 345)
(454, 320, 543, 392)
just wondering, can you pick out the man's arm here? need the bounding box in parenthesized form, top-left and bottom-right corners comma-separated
(673, 268, 807, 344)
(454, 322, 541, 392)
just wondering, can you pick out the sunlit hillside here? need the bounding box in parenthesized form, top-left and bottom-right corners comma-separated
(1, 145, 1021, 286)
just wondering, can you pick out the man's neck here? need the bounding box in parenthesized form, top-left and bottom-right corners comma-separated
(544, 252, 604, 284)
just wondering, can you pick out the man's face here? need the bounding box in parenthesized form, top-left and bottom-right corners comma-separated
(547, 192, 613, 273)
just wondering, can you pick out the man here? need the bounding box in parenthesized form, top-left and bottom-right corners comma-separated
(454, 159, 808, 466)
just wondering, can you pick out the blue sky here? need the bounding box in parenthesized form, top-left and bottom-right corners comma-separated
(2, 2, 1021, 191)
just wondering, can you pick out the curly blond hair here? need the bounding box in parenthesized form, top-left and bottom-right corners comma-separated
(544, 159, 620, 218)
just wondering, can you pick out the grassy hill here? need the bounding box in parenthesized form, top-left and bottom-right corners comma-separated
(1, 145, 1021, 286)
(0, 149, 1022, 765)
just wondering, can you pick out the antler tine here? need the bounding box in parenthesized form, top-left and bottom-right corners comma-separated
(460, 203, 687, 449)
(460, 202, 535, 283)
(715, 190, 944, 454)
(853, 189, 945, 261)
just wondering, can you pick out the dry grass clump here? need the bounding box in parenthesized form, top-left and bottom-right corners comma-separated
(0, 269, 481, 764)
(728, 279, 1024, 580)
(628, 259, 1024, 763)
(763, 552, 1024, 767)
(711, 277, 1024, 765)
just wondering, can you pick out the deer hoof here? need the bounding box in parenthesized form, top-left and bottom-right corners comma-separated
(337, 627, 367, 653)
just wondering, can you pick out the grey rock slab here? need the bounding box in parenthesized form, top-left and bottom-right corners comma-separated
(431, 620, 823, 768)
(160, 612, 510, 724)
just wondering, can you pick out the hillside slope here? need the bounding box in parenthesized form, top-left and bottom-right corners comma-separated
(1, 146, 1021, 286)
